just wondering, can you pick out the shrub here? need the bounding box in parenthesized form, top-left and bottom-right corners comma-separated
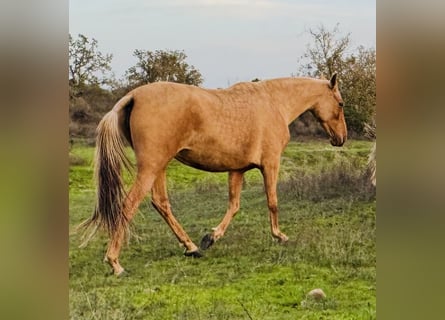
(278, 159, 376, 202)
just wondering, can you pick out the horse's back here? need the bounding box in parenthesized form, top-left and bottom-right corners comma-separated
(129, 81, 268, 138)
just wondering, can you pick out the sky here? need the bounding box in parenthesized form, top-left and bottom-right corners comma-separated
(69, 0, 375, 89)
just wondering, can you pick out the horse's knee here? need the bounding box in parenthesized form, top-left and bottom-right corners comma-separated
(268, 204, 278, 214)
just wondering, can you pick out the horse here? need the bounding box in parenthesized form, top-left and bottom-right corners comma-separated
(80, 73, 347, 276)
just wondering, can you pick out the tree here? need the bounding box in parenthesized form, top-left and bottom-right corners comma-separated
(125, 49, 203, 88)
(341, 46, 376, 136)
(297, 24, 376, 137)
(298, 24, 350, 79)
(69, 34, 113, 94)
(69, 34, 115, 141)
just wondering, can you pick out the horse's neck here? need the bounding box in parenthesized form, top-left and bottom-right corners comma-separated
(264, 78, 324, 124)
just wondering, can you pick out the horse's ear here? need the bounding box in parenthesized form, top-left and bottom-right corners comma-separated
(329, 73, 338, 89)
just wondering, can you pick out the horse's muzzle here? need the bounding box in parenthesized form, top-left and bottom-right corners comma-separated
(330, 135, 346, 147)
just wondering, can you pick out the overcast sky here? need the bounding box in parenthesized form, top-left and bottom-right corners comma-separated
(69, 0, 375, 89)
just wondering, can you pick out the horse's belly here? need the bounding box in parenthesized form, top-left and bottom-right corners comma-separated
(175, 148, 258, 172)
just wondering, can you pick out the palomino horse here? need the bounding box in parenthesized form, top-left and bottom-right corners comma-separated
(82, 74, 347, 275)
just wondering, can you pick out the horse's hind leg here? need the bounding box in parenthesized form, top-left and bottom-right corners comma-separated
(200, 171, 244, 250)
(105, 168, 157, 276)
(151, 169, 201, 256)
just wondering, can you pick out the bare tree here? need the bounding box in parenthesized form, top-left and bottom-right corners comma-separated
(69, 34, 113, 94)
(298, 23, 350, 78)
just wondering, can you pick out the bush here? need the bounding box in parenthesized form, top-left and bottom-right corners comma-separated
(289, 111, 326, 139)
(69, 84, 119, 140)
(278, 158, 376, 202)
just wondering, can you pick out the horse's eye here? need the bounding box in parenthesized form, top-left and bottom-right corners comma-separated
(339, 102, 344, 107)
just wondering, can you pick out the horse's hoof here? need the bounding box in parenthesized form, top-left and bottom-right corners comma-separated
(200, 233, 215, 250)
(184, 250, 203, 258)
(116, 270, 129, 277)
(108, 269, 128, 277)
(276, 233, 289, 244)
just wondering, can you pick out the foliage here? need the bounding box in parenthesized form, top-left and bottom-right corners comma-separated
(70, 140, 375, 319)
(69, 84, 120, 141)
(298, 24, 351, 79)
(341, 46, 376, 137)
(69, 34, 113, 95)
(125, 49, 204, 88)
(68, 34, 117, 140)
(289, 111, 326, 139)
(296, 24, 376, 137)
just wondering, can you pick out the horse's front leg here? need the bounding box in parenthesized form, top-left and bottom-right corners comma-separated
(261, 162, 289, 243)
(200, 170, 244, 250)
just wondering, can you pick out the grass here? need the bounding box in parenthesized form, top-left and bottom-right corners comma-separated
(69, 139, 376, 319)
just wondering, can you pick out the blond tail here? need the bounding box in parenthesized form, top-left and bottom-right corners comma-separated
(79, 95, 133, 246)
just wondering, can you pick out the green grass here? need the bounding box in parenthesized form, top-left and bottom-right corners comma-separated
(69, 139, 376, 319)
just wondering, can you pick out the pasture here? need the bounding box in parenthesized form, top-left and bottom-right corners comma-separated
(69, 139, 376, 319)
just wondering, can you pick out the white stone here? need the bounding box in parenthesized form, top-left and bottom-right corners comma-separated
(307, 288, 326, 301)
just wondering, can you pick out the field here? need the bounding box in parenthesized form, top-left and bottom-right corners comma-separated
(69, 139, 376, 319)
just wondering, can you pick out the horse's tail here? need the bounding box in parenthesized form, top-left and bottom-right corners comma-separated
(79, 95, 134, 246)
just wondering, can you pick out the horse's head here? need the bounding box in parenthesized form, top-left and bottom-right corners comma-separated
(311, 73, 347, 146)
